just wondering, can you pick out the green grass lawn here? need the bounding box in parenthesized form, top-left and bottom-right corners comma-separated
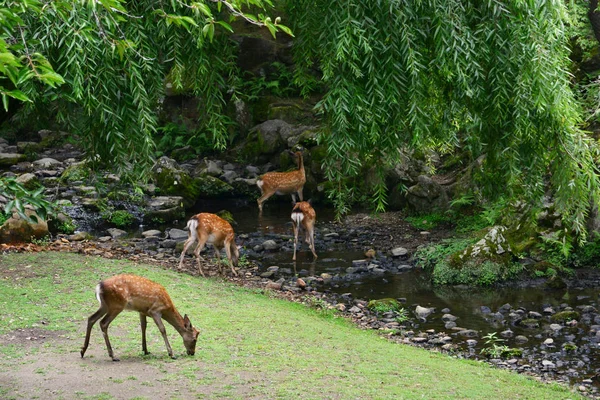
(0, 251, 582, 399)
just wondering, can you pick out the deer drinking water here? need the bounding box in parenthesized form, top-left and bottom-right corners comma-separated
(291, 201, 318, 261)
(80, 274, 200, 361)
(256, 150, 306, 213)
(178, 213, 240, 277)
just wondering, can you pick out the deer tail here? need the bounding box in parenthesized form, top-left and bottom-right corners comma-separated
(291, 210, 304, 225)
(95, 282, 104, 304)
(186, 217, 199, 242)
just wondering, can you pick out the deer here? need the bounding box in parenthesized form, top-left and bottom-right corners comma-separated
(80, 274, 200, 361)
(291, 200, 318, 261)
(178, 213, 240, 277)
(256, 150, 306, 213)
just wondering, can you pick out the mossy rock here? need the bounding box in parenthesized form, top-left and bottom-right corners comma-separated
(143, 206, 185, 224)
(545, 275, 567, 290)
(0, 153, 26, 167)
(61, 162, 90, 183)
(368, 298, 400, 312)
(551, 311, 580, 322)
(216, 210, 236, 225)
(519, 318, 540, 329)
(195, 174, 234, 199)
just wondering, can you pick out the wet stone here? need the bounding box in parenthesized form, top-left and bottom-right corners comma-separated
(444, 321, 457, 329)
(500, 329, 513, 338)
(515, 335, 529, 344)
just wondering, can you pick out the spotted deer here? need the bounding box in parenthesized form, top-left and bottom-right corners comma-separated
(80, 274, 200, 361)
(291, 201, 317, 261)
(256, 150, 306, 212)
(178, 213, 240, 277)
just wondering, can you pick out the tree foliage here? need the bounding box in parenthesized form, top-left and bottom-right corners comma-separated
(0, 0, 289, 176)
(287, 0, 600, 238)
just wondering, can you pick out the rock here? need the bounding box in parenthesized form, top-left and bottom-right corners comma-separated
(442, 314, 458, 322)
(107, 228, 127, 239)
(466, 339, 478, 347)
(33, 157, 62, 168)
(414, 306, 434, 319)
(15, 173, 39, 190)
(528, 311, 543, 319)
(265, 281, 282, 290)
(541, 360, 556, 369)
(500, 330, 514, 338)
(391, 247, 408, 257)
(0, 211, 49, 244)
(397, 264, 413, 272)
(144, 196, 185, 224)
(248, 120, 291, 156)
(549, 323, 563, 332)
(168, 228, 189, 241)
(349, 306, 362, 313)
(0, 153, 26, 167)
(543, 338, 554, 346)
(551, 311, 580, 322)
(142, 230, 162, 238)
(444, 321, 457, 329)
(406, 175, 449, 212)
(69, 232, 93, 241)
(480, 306, 491, 314)
(335, 304, 346, 312)
(296, 278, 306, 289)
(514, 335, 529, 344)
(456, 329, 478, 338)
(262, 240, 279, 251)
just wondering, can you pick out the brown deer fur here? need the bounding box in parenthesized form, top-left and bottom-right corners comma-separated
(80, 274, 200, 361)
(256, 151, 306, 212)
(178, 213, 240, 277)
(291, 201, 317, 261)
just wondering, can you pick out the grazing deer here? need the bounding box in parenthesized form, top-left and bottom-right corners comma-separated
(256, 150, 306, 212)
(80, 274, 200, 361)
(291, 201, 317, 261)
(178, 213, 240, 277)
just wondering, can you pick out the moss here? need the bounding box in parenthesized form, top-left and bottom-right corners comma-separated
(367, 298, 400, 313)
(195, 175, 234, 198)
(216, 209, 236, 224)
(519, 319, 540, 329)
(551, 311, 580, 322)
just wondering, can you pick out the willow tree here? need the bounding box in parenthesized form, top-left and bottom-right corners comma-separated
(286, 0, 600, 238)
(1, 0, 289, 174)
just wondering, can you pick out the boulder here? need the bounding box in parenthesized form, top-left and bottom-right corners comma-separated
(0, 211, 49, 243)
(0, 153, 26, 167)
(406, 175, 449, 213)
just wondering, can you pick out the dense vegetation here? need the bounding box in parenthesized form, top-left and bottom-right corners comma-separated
(2, 0, 600, 244)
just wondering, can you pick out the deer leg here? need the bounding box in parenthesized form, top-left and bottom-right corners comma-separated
(99, 309, 123, 361)
(309, 229, 318, 260)
(178, 236, 196, 269)
(292, 220, 300, 261)
(140, 313, 149, 355)
(297, 188, 304, 202)
(150, 313, 175, 359)
(291, 193, 297, 204)
(193, 239, 208, 277)
(214, 245, 223, 274)
(257, 191, 274, 212)
(224, 242, 238, 276)
(81, 306, 107, 358)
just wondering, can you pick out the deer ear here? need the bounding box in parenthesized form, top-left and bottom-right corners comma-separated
(306, 198, 312, 205)
(183, 314, 192, 329)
